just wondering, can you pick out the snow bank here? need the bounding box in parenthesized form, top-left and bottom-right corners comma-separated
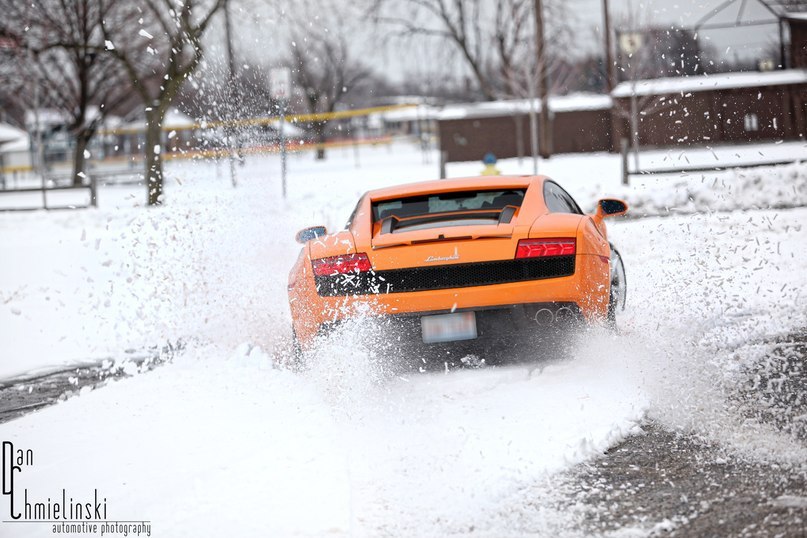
(0, 181, 292, 378)
(1, 343, 352, 537)
(604, 161, 807, 217)
(446, 141, 807, 217)
(0, 335, 648, 536)
(607, 208, 807, 464)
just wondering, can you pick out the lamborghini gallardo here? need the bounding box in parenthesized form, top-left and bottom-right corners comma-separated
(288, 176, 627, 359)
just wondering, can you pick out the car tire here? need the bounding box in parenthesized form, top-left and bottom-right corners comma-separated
(607, 244, 626, 327)
(289, 329, 304, 370)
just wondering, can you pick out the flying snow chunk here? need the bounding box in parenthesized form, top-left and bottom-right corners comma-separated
(168, 130, 177, 139)
(771, 495, 807, 508)
(153, 145, 161, 155)
(83, 149, 91, 159)
(138, 29, 153, 40)
(104, 40, 115, 51)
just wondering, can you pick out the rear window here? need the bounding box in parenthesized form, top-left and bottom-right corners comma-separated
(372, 189, 525, 221)
(371, 189, 526, 233)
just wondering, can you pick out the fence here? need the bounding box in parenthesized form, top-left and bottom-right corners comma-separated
(0, 176, 97, 211)
(620, 138, 805, 185)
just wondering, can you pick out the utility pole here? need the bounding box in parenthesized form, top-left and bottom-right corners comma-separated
(33, 84, 46, 208)
(525, 63, 539, 175)
(270, 67, 292, 198)
(603, 0, 616, 92)
(280, 100, 287, 197)
(533, 0, 552, 159)
(224, 0, 238, 187)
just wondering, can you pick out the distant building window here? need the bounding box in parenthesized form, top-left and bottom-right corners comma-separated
(744, 113, 759, 132)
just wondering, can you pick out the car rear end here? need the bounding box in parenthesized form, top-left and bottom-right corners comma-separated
(288, 177, 610, 355)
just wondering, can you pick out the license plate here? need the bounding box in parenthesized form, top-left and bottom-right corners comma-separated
(421, 312, 477, 344)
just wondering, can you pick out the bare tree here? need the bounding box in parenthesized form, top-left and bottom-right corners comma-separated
(612, 6, 694, 169)
(492, 0, 532, 97)
(371, 0, 574, 101)
(0, 0, 131, 185)
(100, 0, 224, 205)
(284, 0, 372, 160)
(0, 31, 25, 126)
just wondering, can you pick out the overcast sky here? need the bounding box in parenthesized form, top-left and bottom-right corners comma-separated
(219, 0, 790, 85)
(573, 0, 784, 58)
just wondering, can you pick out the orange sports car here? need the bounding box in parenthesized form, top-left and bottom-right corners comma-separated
(288, 175, 627, 359)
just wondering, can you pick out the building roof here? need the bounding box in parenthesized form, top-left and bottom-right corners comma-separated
(123, 109, 197, 131)
(1, 136, 30, 152)
(0, 122, 26, 145)
(612, 69, 807, 97)
(756, 0, 807, 17)
(0, 122, 29, 153)
(377, 105, 441, 123)
(437, 93, 612, 121)
(23, 108, 71, 131)
(784, 12, 807, 21)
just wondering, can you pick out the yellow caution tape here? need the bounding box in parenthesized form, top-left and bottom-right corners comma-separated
(103, 104, 418, 135)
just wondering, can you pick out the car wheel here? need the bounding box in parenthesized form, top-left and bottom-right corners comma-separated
(289, 329, 304, 370)
(607, 244, 626, 326)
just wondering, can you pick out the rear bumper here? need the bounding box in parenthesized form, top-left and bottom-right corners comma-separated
(317, 302, 584, 363)
(289, 253, 610, 347)
(321, 301, 583, 337)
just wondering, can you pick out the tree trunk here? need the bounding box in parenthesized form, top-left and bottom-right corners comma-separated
(144, 108, 165, 206)
(630, 91, 640, 171)
(315, 122, 326, 160)
(534, 0, 552, 159)
(72, 129, 92, 187)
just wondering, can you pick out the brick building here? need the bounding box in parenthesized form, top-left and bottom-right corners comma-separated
(610, 70, 807, 149)
(787, 13, 807, 69)
(437, 94, 612, 163)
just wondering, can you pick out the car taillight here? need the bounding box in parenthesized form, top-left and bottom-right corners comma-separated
(311, 253, 372, 276)
(515, 238, 576, 259)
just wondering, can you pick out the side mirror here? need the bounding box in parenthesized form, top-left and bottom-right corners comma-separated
(295, 226, 327, 244)
(596, 198, 628, 218)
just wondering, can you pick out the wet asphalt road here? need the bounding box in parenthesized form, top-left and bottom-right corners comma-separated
(0, 349, 170, 424)
(564, 331, 807, 537)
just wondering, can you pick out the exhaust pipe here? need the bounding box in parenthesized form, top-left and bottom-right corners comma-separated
(534, 308, 554, 326)
(555, 306, 575, 323)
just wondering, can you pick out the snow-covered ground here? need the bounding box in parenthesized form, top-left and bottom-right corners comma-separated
(1, 141, 806, 536)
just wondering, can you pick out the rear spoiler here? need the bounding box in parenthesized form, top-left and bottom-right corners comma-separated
(372, 206, 519, 249)
(379, 206, 518, 235)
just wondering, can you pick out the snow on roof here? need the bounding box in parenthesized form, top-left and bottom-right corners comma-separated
(1, 136, 30, 152)
(784, 12, 807, 21)
(437, 93, 612, 121)
(0, 122, 27, 145)
(612, 69, 807, 98)
(380, 96, 434, 105)
(22, 106, 107, 130)
(101, 115, 124, 130)
(124, 109, 198, 130)
(379, 105, 441, 123)
(273, 121, 305, 138)
(23, 108, 70, 130)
